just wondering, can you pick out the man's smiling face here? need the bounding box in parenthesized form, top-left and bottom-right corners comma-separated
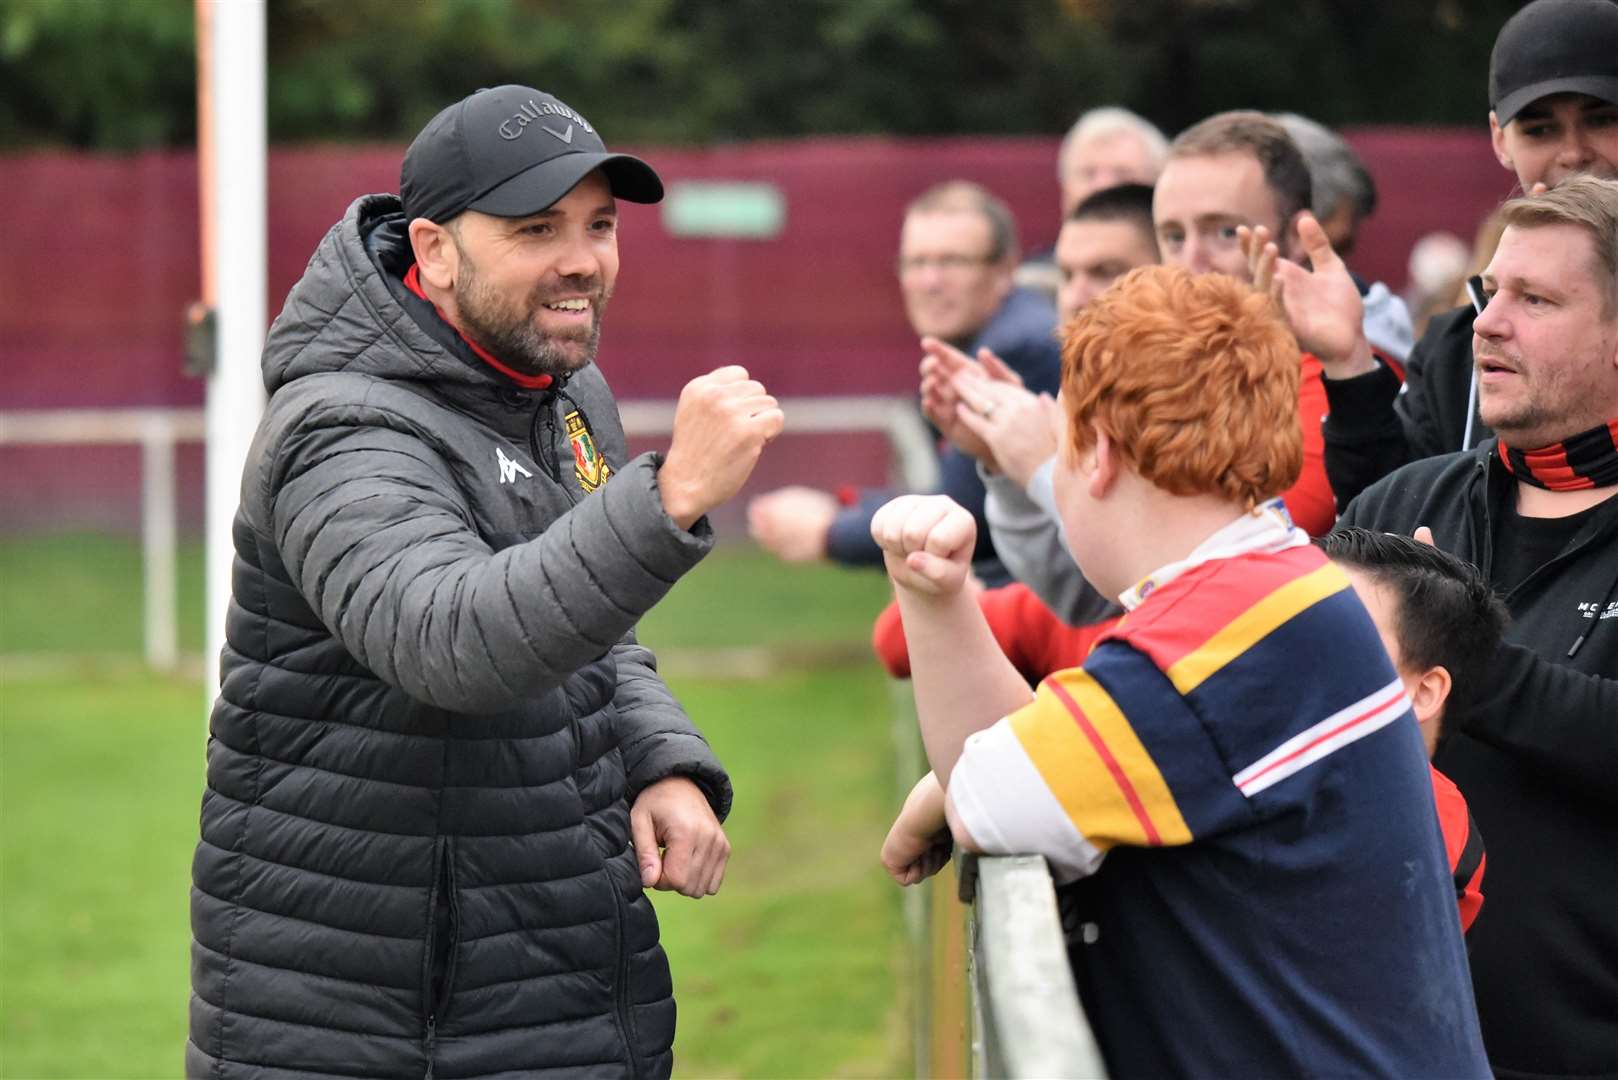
(449, 169, 621, 377)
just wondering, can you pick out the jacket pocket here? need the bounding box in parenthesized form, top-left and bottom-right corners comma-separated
(420, 838, 460, 1078)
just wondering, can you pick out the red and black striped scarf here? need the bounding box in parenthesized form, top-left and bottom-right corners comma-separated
(1499, 419, 1618, 491)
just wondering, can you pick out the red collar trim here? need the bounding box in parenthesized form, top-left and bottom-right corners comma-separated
(403, 264, 553, 390)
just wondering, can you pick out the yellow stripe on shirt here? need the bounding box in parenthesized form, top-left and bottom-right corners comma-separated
(1165, 562, 1351, 695)
(1008, 669, 1193, 850)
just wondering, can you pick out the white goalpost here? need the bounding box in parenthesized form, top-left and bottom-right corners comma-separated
(196, 0, 268, 705)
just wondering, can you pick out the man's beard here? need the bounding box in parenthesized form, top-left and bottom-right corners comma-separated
(453, 245, 610, 379)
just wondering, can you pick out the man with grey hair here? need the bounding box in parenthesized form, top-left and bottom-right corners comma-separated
(1018, 107, 1170, 300)
(1339, 174, 1618, 1079)
(1273, 112, 1377, 255)
(1057, 106, 1169, 217)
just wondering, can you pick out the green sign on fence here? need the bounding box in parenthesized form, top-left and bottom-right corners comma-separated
(661, 181, 785, 239)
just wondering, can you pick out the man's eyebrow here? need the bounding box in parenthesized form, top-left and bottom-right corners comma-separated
(504, 202, 617, 228)
(1484, 272, 1562, 296)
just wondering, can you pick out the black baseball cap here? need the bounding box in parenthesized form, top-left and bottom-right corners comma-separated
(1490, 0, 1618, 125)
(400, 85, 663, 223)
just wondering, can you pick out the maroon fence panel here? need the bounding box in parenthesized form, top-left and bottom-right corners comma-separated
(1, 130, 1514, 532)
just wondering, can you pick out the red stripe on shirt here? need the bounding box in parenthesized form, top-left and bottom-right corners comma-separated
(1045, 677, 1163, 846)
(1237, 692, 1397, 791)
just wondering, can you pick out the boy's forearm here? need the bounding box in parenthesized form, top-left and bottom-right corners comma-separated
(898, 771, 946, 835)
(896, 586, 1035, 782)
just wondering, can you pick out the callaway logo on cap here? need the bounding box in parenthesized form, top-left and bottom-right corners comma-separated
(400, 85, 664, 223)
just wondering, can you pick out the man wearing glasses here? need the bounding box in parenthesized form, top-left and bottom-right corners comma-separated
(748, 181, 1059, 580)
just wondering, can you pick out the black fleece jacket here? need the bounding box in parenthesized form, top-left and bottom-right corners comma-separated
(1323, 305, 1493, 510)
(1339, 445, 1618, 1080)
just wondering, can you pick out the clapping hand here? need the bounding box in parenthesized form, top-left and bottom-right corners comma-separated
(919, 337, 1026, 467)
(948, 367, 1061, 489)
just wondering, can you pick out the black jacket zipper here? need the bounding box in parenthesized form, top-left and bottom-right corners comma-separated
(609, 884, 643, 1080)
(421, 839, 459, 1080)
(528, 391, 579, 506)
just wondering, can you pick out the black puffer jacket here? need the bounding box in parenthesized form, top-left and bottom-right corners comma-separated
(189, 195, 730, 1079)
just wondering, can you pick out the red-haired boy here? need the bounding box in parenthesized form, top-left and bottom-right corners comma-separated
(873, 265, 1488, 1076)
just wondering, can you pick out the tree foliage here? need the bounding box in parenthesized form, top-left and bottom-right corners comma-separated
(0, 0, 1528, 152)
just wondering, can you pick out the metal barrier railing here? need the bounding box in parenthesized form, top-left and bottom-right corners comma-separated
(893, 682, 1106, 1079)
(958, 854, 1107, 1079)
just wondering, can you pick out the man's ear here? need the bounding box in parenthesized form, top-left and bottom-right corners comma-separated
(1087, 424, 1119, 499)
(408, 218, 458, 291)
(1489, 110, 1512, 172)
(1408, 664, 1453, 733)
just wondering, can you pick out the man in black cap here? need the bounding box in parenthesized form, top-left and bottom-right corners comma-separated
(1317, 0, 1618, 506)
(187, 85, 782, 1079)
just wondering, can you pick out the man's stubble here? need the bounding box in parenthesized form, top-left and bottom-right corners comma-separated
(453, 239, 611, 379)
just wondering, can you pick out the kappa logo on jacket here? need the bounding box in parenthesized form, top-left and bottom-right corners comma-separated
(496, 446, 533, 485)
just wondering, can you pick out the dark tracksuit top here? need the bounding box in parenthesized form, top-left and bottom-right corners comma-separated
(1323, 304, 1492, 510)
(1340, 444, 1618, 1080)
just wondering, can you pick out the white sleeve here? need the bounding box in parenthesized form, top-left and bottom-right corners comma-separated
(948, 720, 1106, 885)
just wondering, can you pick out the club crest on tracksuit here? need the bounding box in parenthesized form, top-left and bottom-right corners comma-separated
(566, 410, 612, 493)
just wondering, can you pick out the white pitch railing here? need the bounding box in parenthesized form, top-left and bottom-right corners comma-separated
(0, 408, 207, 671)
(0, 397, 938, 671)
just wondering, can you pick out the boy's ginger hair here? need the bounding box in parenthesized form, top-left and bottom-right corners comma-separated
(1061, 264, 1302, 510)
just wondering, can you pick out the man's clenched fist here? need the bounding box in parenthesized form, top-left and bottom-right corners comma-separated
(660, 366, 784, 529)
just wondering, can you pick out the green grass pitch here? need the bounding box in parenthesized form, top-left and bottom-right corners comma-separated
(1, 536, 909, 1078)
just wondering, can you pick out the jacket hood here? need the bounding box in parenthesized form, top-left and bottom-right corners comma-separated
(261, 194, 495, 395)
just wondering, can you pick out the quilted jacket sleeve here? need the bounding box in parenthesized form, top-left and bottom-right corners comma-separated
(264, 400, 713, 714)
(610, 632, 733, 821)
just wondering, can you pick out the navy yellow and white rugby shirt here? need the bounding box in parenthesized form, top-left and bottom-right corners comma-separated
(949, 511, 1489, 1077)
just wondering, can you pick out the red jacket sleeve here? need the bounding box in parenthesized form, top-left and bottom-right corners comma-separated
(1430, 764, 1486, 934)
(871, 596, 910, 678)
(1284, 353, 1338, 537)
(871, 583, 1120, 684)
